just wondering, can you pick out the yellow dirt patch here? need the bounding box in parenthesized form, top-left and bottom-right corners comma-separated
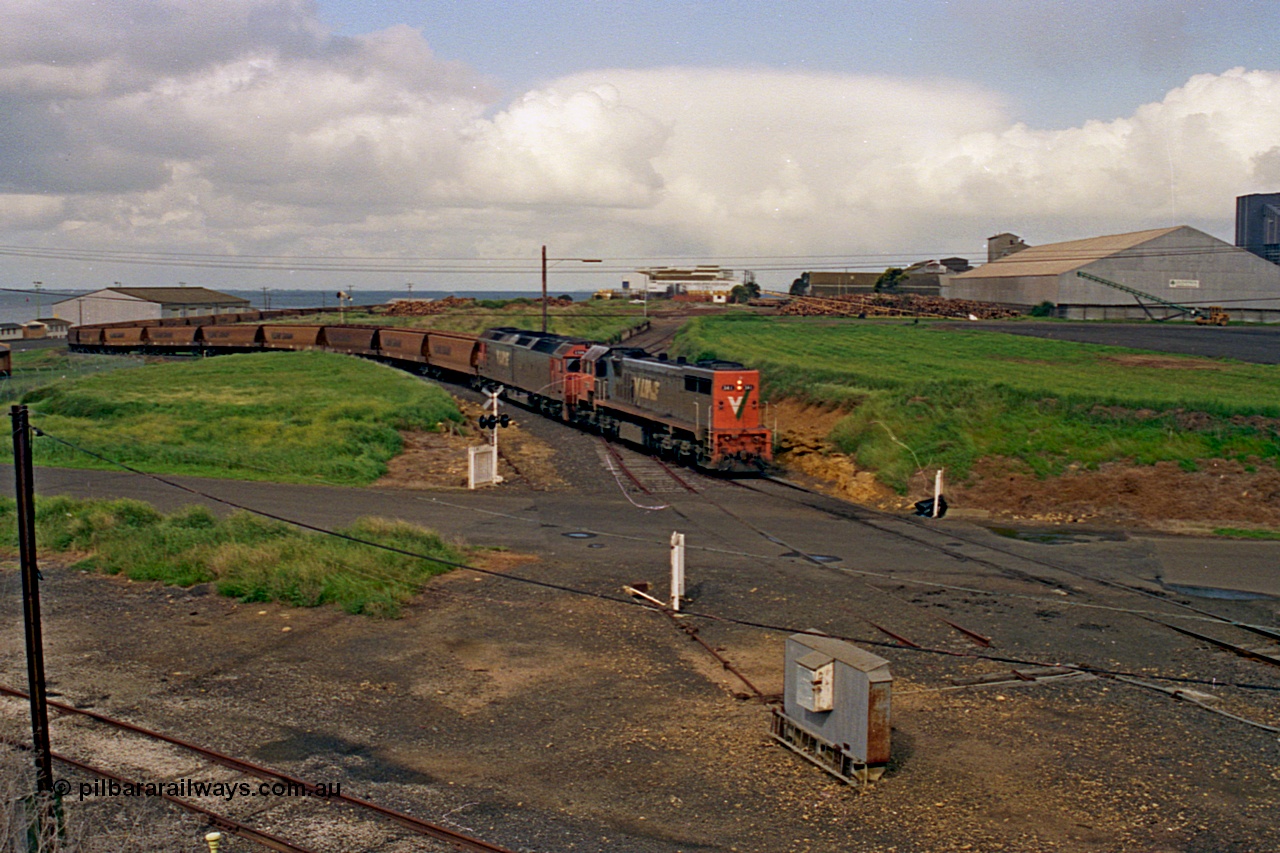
(769, 398, 899, 507)
(375, 399, 564, 490)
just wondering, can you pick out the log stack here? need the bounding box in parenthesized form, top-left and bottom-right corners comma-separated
(383, 296, 477, 316)
(778, 293, 1022, 320)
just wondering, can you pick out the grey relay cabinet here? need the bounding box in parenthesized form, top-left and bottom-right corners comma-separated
(772, 632, 892, 784)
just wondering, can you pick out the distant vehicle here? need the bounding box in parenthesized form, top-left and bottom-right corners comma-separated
(1194, 306, 1230, 326)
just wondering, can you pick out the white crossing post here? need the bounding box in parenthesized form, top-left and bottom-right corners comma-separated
(933, 469, 944, 518)
(489, 386, 504, 484)
(670, 531, 686, 610)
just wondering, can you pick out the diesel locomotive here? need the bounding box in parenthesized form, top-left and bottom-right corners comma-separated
(70, 319, 772, 472)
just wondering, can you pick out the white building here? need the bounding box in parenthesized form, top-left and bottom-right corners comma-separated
(53, 286, 252, 327)
(621, 266, 740, 299)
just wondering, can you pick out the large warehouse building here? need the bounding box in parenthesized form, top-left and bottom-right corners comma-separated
(945, 226, 1280, 321)
(53, 286, 251, 326)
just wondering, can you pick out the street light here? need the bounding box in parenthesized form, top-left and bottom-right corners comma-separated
(541, 245, 600, 333)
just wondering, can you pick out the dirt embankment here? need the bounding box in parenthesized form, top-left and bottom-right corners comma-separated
(378, 392, 1280, 532)
(377, 400, 563, 490)
(766, 399, 1280, 533)
(767, 399, 900, 507)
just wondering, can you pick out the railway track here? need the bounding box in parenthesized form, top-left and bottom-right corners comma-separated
(602, 444, 1001, 652)
(0, 684, 519, 853)
(734, 475, 1280, 672)
(599, 445, 1280, 687)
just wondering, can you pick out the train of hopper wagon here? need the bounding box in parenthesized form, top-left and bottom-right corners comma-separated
(68, 317, 772, 473)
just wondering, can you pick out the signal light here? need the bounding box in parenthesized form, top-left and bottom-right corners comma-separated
(479, 414, 512, 429)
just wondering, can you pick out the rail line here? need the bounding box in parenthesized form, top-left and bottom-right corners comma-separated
(600, 442, 1280, 681)
(609, 447, 997, 651)
(735, 474, 1280, 669)
(2, 734, 319, 853)
(0, 684, 520, 853)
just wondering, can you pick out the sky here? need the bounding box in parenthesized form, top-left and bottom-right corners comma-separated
(3, 0, 1279, 295)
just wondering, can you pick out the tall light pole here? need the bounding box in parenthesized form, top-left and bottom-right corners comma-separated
(32, 281, 42, 319)
(541, 246, 601, 333)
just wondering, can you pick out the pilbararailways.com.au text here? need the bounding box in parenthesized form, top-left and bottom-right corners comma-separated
(58, 778, 341, 802)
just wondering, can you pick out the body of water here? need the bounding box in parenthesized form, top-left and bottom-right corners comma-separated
(0, 288, 594, 326)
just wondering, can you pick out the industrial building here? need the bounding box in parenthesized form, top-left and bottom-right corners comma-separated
(804, 259, 971, 299)
(53, 286, 251, 327)
(946, 226, 1280, 321)
(618, 266, 741, 302)
(1236, 192, 1280, 265)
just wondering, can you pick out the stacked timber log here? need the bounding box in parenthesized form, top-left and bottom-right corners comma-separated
(778, 293, 1022, 320)
(383, 296, 476, 316)
(383, 295, 575, 317)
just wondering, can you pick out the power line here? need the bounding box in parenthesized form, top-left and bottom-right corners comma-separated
(0, 241, 1271, 277)
(27, 424, 1280, 695)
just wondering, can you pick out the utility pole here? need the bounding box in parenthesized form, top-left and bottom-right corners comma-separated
(32, 282, 42, 320)
(12, 405, 54, 796)
(541, 246, 601, 333)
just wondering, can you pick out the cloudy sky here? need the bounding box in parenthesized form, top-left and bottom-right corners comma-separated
(3, 0, 1279, 294)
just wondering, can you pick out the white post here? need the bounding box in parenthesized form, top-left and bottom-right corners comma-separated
(933, 469, 944, 518)
(670, 531, 686, 610)
(489, 387, 504, 484)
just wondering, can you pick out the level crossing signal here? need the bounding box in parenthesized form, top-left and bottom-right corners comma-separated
(478, 414, 511, 429)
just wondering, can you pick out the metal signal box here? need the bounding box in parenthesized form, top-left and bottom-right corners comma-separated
(772, 633, 892, 784)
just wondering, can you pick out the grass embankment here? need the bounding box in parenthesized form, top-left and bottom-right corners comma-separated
(674, 314, 1280, 490)
(1, 348, 147, 405)
(279, 298, 649, 341)
(12, 350, 462, 484)
(0, 496, 457, 616)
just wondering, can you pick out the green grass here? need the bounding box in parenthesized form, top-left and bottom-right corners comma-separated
(0, 349, 148, 406)
(0, 496, 458, 616)
(277, 298, 649, 342)
(1212, 527, 1280, 540)
(673, 314, 1280, 490)
(11, 351, 463, 484)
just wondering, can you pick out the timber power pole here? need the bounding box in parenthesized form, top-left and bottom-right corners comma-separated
(12, 404, 53, 795)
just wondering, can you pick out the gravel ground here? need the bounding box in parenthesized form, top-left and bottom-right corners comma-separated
(2, 390, 1279, 852)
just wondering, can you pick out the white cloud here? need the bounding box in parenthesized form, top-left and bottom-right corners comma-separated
(2, 0, 1279, 287)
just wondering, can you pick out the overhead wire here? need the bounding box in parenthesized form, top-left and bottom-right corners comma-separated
(0, 240, 1270, 277)
(25, 422, 1280, 695)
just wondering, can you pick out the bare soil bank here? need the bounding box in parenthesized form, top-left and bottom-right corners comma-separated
(767, 399, 1280, 534)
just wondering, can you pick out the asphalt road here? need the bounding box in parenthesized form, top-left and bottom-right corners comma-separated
(5, 445, 1278, 598)
(4, 433, 1279, 850)
(952, 320, 1280, 363)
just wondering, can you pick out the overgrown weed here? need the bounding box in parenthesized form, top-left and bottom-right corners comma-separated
(0, 496, 457, 616)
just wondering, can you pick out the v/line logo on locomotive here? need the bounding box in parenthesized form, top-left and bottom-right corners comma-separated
(632, 376, 661, 402)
